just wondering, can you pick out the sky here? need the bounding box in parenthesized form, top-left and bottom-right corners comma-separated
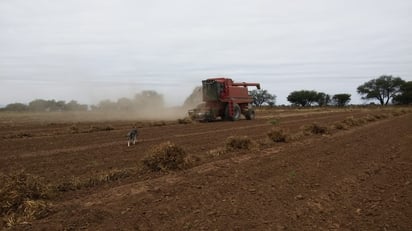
(1, 0, 411, 106)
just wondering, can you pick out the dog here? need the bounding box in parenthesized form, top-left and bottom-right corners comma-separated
(127, 127, 139, 147)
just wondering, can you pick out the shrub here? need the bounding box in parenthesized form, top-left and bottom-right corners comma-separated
(0, 171, 51, 227)
(267, 128, 288, 142)
(225, 136, 254, 151)
(333, 122, 348, 130)
(142, 142, 189, 171)
(304, 123, 328, 135)
(207, 148, 227, 158)
(287, 131, 305, 142)
(364, 114, 377, 122)
(342, 116, 362, 127)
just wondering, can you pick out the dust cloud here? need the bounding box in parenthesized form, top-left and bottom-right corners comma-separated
(0, 88, 205, 122)
(182, 86, 202, 110)
(74, 87, 203, 122)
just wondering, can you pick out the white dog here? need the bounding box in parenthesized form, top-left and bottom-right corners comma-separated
(127, 127, 139, 147)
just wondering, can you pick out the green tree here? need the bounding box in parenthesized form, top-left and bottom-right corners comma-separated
(287, 90, 318, 107)
(357, 75, 405, 105)
(393, 81, 412, 104)
(332, 94, 351, 107)
(316, 92, 331, 106)
(249, 89, 276, 106)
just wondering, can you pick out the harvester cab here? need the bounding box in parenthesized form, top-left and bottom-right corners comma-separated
(188, 77, 260, 121)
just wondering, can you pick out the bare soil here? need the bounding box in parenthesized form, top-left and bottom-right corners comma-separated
(1, 107, 411, 230)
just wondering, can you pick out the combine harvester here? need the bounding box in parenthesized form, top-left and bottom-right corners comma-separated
(188, 77, 261, 121)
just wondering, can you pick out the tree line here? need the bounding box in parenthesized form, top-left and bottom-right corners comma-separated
(1, 75, 411, 112)
(0, 90, 165, 112)
(251, 75, 412, 107)
(1, 99, 88, 112)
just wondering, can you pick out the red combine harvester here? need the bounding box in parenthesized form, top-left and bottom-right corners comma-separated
(188, 77, 261, 121)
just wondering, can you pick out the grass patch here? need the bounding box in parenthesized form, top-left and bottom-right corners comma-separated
(142, 141, 191, 171)
(268, 118, 280, 125)
(225, 136, 255, 151)
(0, 171, 52, 228)
(267, 128, 288, 142)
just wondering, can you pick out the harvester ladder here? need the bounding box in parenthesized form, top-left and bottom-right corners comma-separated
(228, 100, 234, 117)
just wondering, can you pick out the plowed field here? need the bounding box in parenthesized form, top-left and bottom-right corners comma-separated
(1, 107, 411, 230)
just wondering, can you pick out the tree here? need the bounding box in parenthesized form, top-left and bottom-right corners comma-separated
(316, 92, 331, 107)
(65, 100, 88, 111)
(393, 81, 412, 104)
(134, 90, 164, 109)
(287, 90, 319, 107)
(332, 94, 351, 107)
(117, 97, 133, 111)
(96, 99, 117, 111)
(4, 103, 28, 111)
(249, 89, 276, 106)
(28, 99, 49, 111)
(357, 75, 405, 105)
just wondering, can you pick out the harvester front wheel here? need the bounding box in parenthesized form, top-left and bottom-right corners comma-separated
(225, 103, 241, 121)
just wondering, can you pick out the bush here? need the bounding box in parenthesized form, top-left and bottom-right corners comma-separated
(304, 123, 328, 135)
(267, 128, 288, 142)
(364, 114, 377, 122)
(225, 136, 254, 151)
(342, 116, 363, 127)
(142, 142, 189, 171)
(0, 171, 52, 227)
(333, 122, 348, 130)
